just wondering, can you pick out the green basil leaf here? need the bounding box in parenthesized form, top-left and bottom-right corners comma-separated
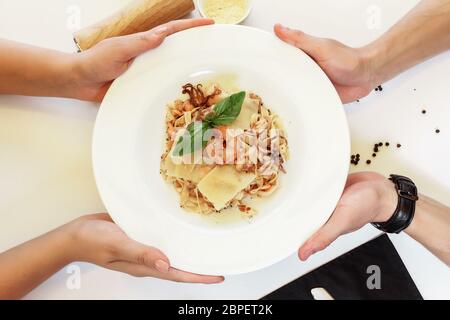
(210, 91, 246, 126)
(172, 121, 212, 157)
(204, 113, 216, 126)
(172, 136, 184, 156)
(171, 91, 246, 156)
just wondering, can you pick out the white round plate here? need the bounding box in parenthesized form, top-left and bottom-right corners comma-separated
(93, 25, 350, 276)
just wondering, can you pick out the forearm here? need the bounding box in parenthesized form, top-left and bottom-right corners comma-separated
(0, 225, 75, 299)
(0, 39, 79, 99)
(362, 0, 450, 85)
(404, 195, 450, 266)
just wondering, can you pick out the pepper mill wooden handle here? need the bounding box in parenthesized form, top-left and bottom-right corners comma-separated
(74, 0, 195, 51)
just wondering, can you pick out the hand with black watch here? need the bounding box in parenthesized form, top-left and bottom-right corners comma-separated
(298, 172, 450, 266)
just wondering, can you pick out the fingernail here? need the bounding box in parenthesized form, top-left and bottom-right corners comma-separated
(301, 252, 310, 261)
(208, 277, 225, 284)
(277, 23, 288, 31)
(154, 26, 168, 35)
(155, 259, 170, 273)
(303, 249, 316, 260)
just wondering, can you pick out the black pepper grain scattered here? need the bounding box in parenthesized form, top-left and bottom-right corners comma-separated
(351, 155, 355, 160)
(374, 147, 379, 153)
(385, 142, 390, 147)
(436, 129, 440, 134)
(366, 160, 371, 165)
(422, 110, 427, 114)
(397, 143, 402, 148)
(378, 143, 383, 147)
(372, 153, 377, 157)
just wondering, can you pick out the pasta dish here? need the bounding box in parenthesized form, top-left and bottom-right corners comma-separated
(160, 82, 289, 215)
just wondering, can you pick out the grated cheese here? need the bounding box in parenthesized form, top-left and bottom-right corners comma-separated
(203, 0, 248, 24)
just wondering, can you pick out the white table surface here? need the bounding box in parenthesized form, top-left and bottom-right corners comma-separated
(0, 0, 449, 300)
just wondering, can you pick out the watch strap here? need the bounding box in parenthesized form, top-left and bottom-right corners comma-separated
(371, 174, 418, 234)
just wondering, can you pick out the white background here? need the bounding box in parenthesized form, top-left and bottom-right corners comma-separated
(0, 0, 449, 299)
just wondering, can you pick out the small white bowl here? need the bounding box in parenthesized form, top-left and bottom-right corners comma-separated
(196, 0, 253, 25)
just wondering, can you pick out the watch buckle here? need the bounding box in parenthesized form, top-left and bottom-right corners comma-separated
(398, 190, 419, 201)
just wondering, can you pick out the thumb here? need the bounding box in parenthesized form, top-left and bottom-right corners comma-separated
(299, 206, 352, 261)
(117, 240, 171, 274)
(118, 18, 214, 60)
(117, 26, 169, 61)
(274, 23, 322, 58)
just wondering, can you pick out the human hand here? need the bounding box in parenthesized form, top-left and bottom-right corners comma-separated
(299, 172, 398, 261)
(65, 213, 224, 284)
(69, 19, 214, 102)
(274, 24, 377, 104)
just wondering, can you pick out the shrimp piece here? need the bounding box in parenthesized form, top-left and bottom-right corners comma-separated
(183, 100, 194, 112)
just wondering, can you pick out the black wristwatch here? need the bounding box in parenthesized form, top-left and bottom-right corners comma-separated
(371, 174, 419, 234)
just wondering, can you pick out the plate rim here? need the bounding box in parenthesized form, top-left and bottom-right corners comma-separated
(92, 24, 350, 275)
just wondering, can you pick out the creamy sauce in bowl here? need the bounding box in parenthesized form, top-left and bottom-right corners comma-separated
(198, 0, 252, 24)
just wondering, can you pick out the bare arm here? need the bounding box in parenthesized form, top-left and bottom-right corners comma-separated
(0, 19, 214, 102)
(275, 1, 450, 265)
(365, 0, 450, 85)
(0, 224, 73, 299)
(275, 0, 450, 103)
(0, 19, 225, 300)
(299, 173, 450, 266)
(406, 195, 450, 264)
(0, 214, 223, 300)
(0, 40, 76, 99)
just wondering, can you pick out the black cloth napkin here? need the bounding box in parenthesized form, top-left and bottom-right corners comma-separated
(263, 234, 422, 300)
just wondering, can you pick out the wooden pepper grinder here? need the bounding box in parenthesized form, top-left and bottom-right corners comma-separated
(74, 0, 195, 51)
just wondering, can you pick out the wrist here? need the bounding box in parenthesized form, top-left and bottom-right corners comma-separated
(57, 53, 86, 100)
(404, 196, 426, 236)
(50, 222, 79, 265)
(358, 41, 387, 87)
(373, 178, 398, 223)
(59, 218, 86, 263)
(373, 175, 419, 234)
